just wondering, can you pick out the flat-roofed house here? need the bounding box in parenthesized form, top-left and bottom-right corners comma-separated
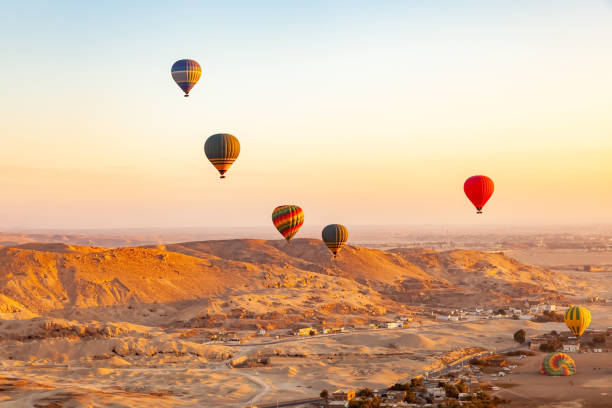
(332, 389, 355, 401)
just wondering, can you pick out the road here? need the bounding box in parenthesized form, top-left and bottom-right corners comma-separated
(236, 370, 271, 407)
(253, 398, 325, 408)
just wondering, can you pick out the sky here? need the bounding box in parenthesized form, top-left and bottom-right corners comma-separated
(0, 1, 611, 230)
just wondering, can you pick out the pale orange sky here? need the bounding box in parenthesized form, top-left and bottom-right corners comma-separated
(1, 1, 611, 229)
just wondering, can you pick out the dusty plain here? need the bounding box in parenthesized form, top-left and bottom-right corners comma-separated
(491, 352, 612, 408)
(0, 236, 610, 407)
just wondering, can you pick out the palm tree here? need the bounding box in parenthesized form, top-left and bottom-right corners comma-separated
(320, 389, 329, 407)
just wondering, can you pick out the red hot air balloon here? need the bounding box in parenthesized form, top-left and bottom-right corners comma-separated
(464, 175, 494, 214)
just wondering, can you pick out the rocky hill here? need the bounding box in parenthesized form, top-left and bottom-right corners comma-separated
(0, 239, 572, 327)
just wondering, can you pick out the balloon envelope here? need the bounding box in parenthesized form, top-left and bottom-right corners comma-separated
(322, 224, 348, 257)
(204, 133, 240, 178)
(272, 205, 304, 242)
(171, 59, 201, 96)
(464, 175, 494, 213)
(539, 353, 576, 376)
(564, 305, 591, 337)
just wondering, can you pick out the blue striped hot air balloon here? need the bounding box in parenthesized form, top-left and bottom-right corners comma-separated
(171, 59, 201, 97)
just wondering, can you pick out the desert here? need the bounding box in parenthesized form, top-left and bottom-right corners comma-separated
(0, 236, 610, 407)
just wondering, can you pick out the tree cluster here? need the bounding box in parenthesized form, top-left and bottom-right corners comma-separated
(533, 310, 564, 323)
(513, 329, 526, 344)
(539, 336, 563, 352)
(593, 333, 606, 343)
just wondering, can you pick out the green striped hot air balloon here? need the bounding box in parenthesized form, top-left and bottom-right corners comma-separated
(563, 305, 591, 337)
(272, 205, 304, 243)
(322, 224, 348, 258)
(204, 133, 240, 179)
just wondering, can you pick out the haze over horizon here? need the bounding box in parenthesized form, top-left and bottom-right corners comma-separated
(1, 1, 611, 230)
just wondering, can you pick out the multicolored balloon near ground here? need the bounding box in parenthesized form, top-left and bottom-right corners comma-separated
(204, 133, 240, 179)
(272, 205, 304, 243)
(564, 305, 591, 337)
(464, 175, 494, 214)
(171, 59, 202, 97)
(540, 352, 576, 376)
(322, 224, 348, 257)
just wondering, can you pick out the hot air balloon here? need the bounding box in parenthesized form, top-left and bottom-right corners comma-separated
(272, 205, 304, 243)
(204, 133, 240, 179)
(322, 224, 348, 258)
(539, 352, 576, 376)
(171, 59, 201, 97)
(564, 305, 591, 337)
(464, 175, 494, 214)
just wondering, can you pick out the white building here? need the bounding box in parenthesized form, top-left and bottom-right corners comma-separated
(426, 387, 445, 398)
(437, 315, 450, 321)
(387, 322, 403, 329)
(563, 343, 580, 352)
(448, 316, 459, 321)
(458, 393, 470, 400)
(543, 304, 556, 312)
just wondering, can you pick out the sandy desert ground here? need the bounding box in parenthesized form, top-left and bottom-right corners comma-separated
(506, 248, 612, 268)
(0, 240, 610, 407)
(1, 307, 610, 408)
(492, 352, 612, 408)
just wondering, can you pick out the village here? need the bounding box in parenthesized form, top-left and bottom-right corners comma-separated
(198, 299, 607, 346)
(251, 324, 612, 408)
(240, 303, 611, 408)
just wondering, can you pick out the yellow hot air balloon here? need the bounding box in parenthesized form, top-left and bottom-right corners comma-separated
(563, 305, 591, 337)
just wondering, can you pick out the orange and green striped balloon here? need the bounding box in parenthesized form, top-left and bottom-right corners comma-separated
(204, 133, 240, 179)
(564, 305, 591, 337)
(540, 352, 576, 376)
(272, 205, 304, 242)
(322, 224, 348, 257)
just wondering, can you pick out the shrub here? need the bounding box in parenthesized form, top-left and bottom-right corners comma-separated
(513, 329, 526, 344)
(356, 388, 374, 398)
(539, 339, 562, 352)
(390, 383, 412, 391)
(505, 350, 535, 356)
(593, 333, 606, 343)
(404, 391, 417, 403)
(444, 384, 459, 399)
